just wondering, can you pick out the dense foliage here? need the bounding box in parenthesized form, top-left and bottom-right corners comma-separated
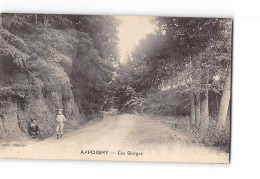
(0, 14, 118, 115)
(0, 14, 231, 149)
(111, 17, 232, 150)
(0, 14, 119, 139)
(114, 17, 232, 131)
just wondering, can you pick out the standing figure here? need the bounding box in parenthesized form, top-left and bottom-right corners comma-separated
(28, 118, 40, 139)
(56, 109, 66, 139)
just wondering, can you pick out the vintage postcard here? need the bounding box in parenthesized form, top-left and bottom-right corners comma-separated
(0, 13, 232, 163)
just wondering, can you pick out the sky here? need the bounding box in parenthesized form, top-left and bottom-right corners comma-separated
(114, 15, 157, 63)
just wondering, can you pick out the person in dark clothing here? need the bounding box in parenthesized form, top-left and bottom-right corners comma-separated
(28, 118, 40, 139)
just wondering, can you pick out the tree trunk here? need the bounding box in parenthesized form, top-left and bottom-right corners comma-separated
(193, 56, 201, 127)
(194, 92, 201, 126)
(216, 64, 231, 131)
(43, 16, 48, 30)
(215, 92, 219, 111)
(0, 14, 2, 26)
(35, 15, 37, 27)
(200, 69, 209, 129)
(190, 92, 196, 124)
(200, 90, 209, 129)
(209, 93, 216, 114)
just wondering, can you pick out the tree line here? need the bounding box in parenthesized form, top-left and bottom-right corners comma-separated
(0, 14, 232, 136)
(113, 17, 232, 133)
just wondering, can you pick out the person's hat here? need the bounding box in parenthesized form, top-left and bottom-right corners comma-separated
(30, 118, 36, 122)
(58, 109, 63, 112)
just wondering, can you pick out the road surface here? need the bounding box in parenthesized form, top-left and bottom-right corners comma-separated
(0, 114, 229, 163)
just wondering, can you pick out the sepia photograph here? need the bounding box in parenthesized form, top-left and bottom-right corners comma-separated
(0, 13, 232, 163)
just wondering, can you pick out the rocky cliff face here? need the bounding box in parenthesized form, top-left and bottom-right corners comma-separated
(0, 25, 85, 140)
(0, 53, 84, 141)
(0, 14, 118, 141)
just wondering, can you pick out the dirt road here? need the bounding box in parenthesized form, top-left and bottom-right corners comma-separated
(0, 114, 229, 163)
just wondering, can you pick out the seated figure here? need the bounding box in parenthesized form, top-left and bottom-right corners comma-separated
(28, 118, 39, 139)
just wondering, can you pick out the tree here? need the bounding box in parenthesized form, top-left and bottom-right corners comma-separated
(116, 17, 232, 133)
(216, 63, 231, 131)
(0, 13, 120, 130)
